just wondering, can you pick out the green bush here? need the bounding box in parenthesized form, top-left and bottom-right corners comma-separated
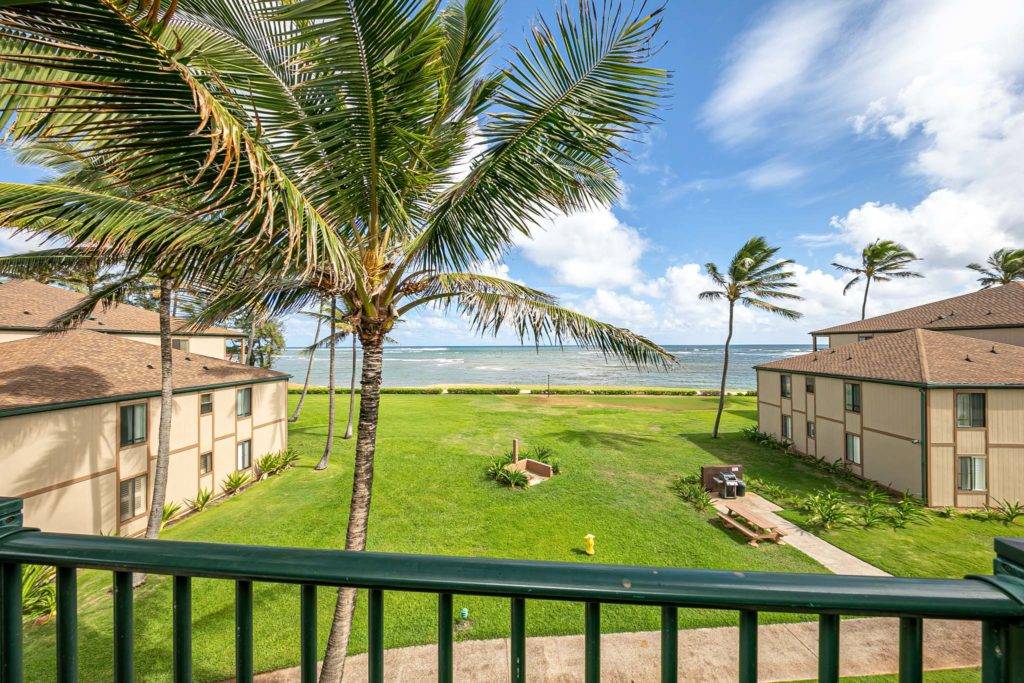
(993, 499, 1024, 525)
(221, 471, 251, 496)
(380, 387, 444, 394)
(670, 477, 713, 512)
(188, 488, 213, 512)
(22, 564, 56, 622)
(160, 502, 183, 530)
(799, 490, 851, 530)
(255, 453, 281, 478)
(447, 387, 520, 394)
(889, 493, 929, 529)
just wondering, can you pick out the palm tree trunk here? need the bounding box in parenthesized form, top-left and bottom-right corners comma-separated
(861, 277, 871, 320)
(289, 305, 323, 423)
(711, 301, 735, 439)
(246, 319, 256, 366)
(315, 296, 338, 471)
(343, 335, 357, 439)
(136, 277, 174, 586)
(318, 331, 385, 683)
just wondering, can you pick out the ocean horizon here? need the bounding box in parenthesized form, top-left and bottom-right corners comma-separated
(271, 344, 812, 390)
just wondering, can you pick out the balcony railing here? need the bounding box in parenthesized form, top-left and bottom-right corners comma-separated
(1, 495, 1024, 682)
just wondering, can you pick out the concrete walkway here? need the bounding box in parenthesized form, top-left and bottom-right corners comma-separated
(255, 618, 979, 682)
(711, 493, 890, 577)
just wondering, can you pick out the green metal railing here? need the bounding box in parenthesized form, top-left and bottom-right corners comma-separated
(1, 496, 1024, 682)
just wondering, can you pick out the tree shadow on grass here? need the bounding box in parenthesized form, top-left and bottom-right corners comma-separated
(725, 409, 757, 421)
(542, 428, 658, 449)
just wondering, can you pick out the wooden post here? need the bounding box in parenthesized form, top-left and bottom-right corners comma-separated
(512, 439, 520, 464)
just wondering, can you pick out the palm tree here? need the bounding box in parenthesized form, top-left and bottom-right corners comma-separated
(832, 239, 923, 319)
(0, 2, 672, 678)
(967, 248, 1024, 288)
(289, 300, 326, 423)
(303, 305, 361, 449)
(700, 238, 802, 439)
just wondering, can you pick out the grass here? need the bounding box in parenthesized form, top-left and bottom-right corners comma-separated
(20, 393, 1018, 679)
(785, 669, 980, 682)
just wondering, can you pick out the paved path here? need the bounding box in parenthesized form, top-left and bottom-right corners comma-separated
(255, 618, 979, 682)
(711, 493, 891, 577)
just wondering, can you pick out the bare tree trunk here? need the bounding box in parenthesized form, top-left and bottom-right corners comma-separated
(289, 304, 323, 423)
(315, 296, 338, 471)
(861, 277, 871, 320)
(318, 333, 384, 683)
(711, 301, 735, 439)
(137, 277, 174, 584)
(246, 319, 257, 367)
(343, 335, 357, 439)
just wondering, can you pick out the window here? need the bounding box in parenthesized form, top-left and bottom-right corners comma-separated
(857, 334, 875, 342)
(807, 421, 816, 439)
(956, 393, 986, 428)
(236, 440, 252, 470)
(171, 338, 190, 353)
(199, 452, 213, 475)
(958, 456, 986, 491)
(781, 415, 793, 440)
(236, 387, 252, 417)
(780, 375, 792, 398)
(119, 403, 147, 446)
(844, 383, 861, 413)
(845, 433, 862, 465)
(119, 475, 147, 521)
(805, 377, 815, 394)
(200, 393, 213, 415)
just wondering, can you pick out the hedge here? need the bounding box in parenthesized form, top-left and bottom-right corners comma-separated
(287, 385, 756, 397)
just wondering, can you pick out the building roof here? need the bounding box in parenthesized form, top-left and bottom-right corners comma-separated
(0, 329, 287, 415)
(756, 328, 1024, 387)
(811, 283, 1024, 335)
(0, 278, 241, 336)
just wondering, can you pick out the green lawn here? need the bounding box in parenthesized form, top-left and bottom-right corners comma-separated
(21, 393, 1017, 680)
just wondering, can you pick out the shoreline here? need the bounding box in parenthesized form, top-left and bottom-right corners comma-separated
(288, 383, 758, 396)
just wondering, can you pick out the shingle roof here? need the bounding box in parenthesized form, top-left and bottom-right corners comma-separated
(756, 328, 1024, 386)
(0, 329, 287, 413)
(0, 279, 241, 336)
(811, 282, 1024, 335)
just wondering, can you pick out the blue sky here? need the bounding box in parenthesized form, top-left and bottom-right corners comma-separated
(4, 1, 1023, 347)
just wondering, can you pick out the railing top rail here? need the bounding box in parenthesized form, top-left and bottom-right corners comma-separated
(2, 529, 1023, 620)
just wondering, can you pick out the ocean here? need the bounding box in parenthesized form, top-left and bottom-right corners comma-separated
(271, 344, 812, 390)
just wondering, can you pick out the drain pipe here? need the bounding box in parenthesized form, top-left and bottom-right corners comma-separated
(918, 388, 929, 505)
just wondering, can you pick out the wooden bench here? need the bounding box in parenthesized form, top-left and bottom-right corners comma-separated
(717, 502, 785, 547)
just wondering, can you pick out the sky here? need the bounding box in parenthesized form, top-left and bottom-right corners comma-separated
(3, 0, 1024, 347)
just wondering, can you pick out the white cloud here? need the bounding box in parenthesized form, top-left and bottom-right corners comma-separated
(0, 228, 45, 257)
(741, 159, 808, 190)
(516, 207, 646, 289)
(581, 289, 655, 329)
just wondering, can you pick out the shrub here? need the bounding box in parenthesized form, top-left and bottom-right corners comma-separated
(188, 488, 213, 513)
(160, 502, 183, 530)
(670, 477, 713, 513)
(22, 564, 56, 621)
(889, 493, 928, 529)
(494, 467, 529, 489)
(935, 506, 957, 519)
(447, 386, 520, 394)
(525, 445, 554, 461)
(994, 499, 1024, 525)
(255, 453, 281, 479)
(221, 471, 251, 496)
(380, 387, 444, 394)
(964, 507, 994, 522)
(277, 449, 300, 471)
(799, 490, 851, 530)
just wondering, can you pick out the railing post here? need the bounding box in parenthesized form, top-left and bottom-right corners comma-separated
(1, 498, 25, 683)
(993, 538, 1024, 681)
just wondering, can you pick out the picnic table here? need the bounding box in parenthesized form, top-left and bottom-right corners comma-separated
(717, 501, 785, 547)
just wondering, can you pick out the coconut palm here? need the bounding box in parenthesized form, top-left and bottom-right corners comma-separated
(0, 2, 672, 678)
(303, 305, 361, 447)
(700, 237, 802, 439)
(290, 300, 326, 423)
(832, 240, 923, 319)
(967, 248, 1024, 288)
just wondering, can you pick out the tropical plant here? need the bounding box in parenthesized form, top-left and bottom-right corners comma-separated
(799, 490, 851, 530)
(670, 477, 714, 512)
(832, 239, 923, 320)
(935, 506, 957, 519)
(160, 502, 183, 531)
(700, 237, 802, 438)
(277, 449, 300, 472)
(245, 317, 286, 369)
(889, 493, 929, 529)
(21, 564, 57, 621)
(994, 499, 1024, 525)
(964, 507, 994, 522)
(255, 453, 282, 479)
(492, 466, 529, 489)
(967, 248, 1024, 288)
(0, 2, 671, 677)
(221, 471, 251, 496)
(187, 488, 213, 513)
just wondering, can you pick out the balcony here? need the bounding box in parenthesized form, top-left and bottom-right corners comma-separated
(2, 496, 1024, 682)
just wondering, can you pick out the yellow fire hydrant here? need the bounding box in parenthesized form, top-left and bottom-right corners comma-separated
(584, 534, 596, 556)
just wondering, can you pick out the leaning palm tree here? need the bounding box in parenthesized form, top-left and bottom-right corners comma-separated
(700, 238, 802, 439)
(832, 239, 923, 319)
(0, 2, 672, 678)
(967, 248, 1024, 288)
(289, 300, 326, 423)
(303, 305, 360, 451)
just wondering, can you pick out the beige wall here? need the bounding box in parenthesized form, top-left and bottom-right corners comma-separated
(827, 333, 864, 348)
(0, 379, 288, 534)
(118, 333, 234, 360)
